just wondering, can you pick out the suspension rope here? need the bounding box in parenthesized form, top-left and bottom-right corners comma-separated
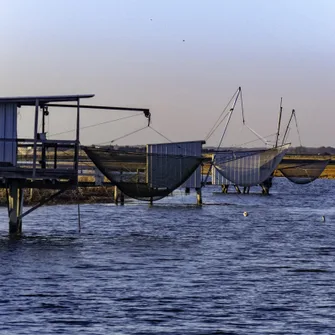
(240, 88, 245, 124)
(94, 125, 148, 146)
(239, 90, 269, 146)
(148, 125, 174, 143)
(293, 112, 303, 147)
(49, 114, 142, 138)
(205, 113, 230, 143)
(204, 87, 240, 141)
(229, 132, 277, 148)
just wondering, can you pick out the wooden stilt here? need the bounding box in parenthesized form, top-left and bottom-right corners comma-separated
(260, 177, 272, 195)
(221, 184, 229, 193)
(234, 185, 241, 194)
(114, 186, 119, 204)
(261, 185, 270, 195)
(196, 188, 202, 205)
(120, 191, 125, 205)
(7, 180, 24, 235)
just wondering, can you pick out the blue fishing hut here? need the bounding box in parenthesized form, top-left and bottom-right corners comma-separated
(0, 94, 94, 235)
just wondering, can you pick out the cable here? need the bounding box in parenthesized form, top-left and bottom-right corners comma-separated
(240, 88, 245, 124)
(205, 113, 230, 143)
(240, 89, 269, 146)
(49, 114, 142, 138)
(229, 132, 277, 148)
(293, 112, 303, 147)
(203, 88, 242, 185)
(204, 87, 240, 141)
(148, 126, 174, 143)
(94, 125, 148, 146)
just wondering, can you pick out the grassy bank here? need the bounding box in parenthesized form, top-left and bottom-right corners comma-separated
(0, 184, 115, 207)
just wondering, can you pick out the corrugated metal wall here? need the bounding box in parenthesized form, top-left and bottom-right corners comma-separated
(0, 103, 17, 165)
(146, 141, 204, 188)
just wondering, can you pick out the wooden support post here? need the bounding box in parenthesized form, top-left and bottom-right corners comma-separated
(234, 185, 241, 194)
(196, 188, 202, 205)
(260, 177, 272, 195)
(243, 186, 250, 194)
(7, 180, 24, 235)
(113, 186, 124, 205)
(54, 144, 57, 169)
(221, 184, 229, 193)
(261, 185, 270, 195)
(120, 191, 125, 205)
(114, 186, 119, 204)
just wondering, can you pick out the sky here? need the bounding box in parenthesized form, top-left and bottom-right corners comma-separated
(1, 0, 335, 147)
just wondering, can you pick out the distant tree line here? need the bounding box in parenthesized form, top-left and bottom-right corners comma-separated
(202, 146, 335, 155)
(103, 145, 335, 155)
(286, 146, 335, 155)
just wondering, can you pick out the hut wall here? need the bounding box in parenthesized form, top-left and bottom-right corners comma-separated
(0, 103, 17, 166)
(146, 140, 204, 189)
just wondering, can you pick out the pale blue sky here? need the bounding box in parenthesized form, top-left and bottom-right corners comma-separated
(1, 0, 334, 147)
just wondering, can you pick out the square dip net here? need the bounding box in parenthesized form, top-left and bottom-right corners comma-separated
(213, 144, 290, 186)
(279, 159, 329, 184)
(83, 146, 204, 201)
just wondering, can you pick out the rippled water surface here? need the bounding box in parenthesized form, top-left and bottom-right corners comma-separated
(1, 178, 335, 334)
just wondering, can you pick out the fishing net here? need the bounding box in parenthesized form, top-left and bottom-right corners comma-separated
(212, 149, 266, 185)
(83, 146, 204, 201)
(279, 159, 329, 184)
(214, 144, 290, 186)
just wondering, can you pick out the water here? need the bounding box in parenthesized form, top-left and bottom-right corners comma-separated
(0, 178, 335, 334)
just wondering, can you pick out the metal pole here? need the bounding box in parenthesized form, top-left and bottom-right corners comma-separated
(281, 109, 295, 145)
(41, 106, 48, 169)
(217, 87, 241, 149)
(46, 103, 150, 113)
(75, 98, 80, 175)
(275, 97, 283, 148)
(32, 99, 39, 177)
(77, 203, 81, 232)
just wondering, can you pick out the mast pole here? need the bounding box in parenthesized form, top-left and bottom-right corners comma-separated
(281, 109, 295, 145)
(217, 87, 241, 149)
(202, 87, 241, 186)
(275, 97, 283, 148)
